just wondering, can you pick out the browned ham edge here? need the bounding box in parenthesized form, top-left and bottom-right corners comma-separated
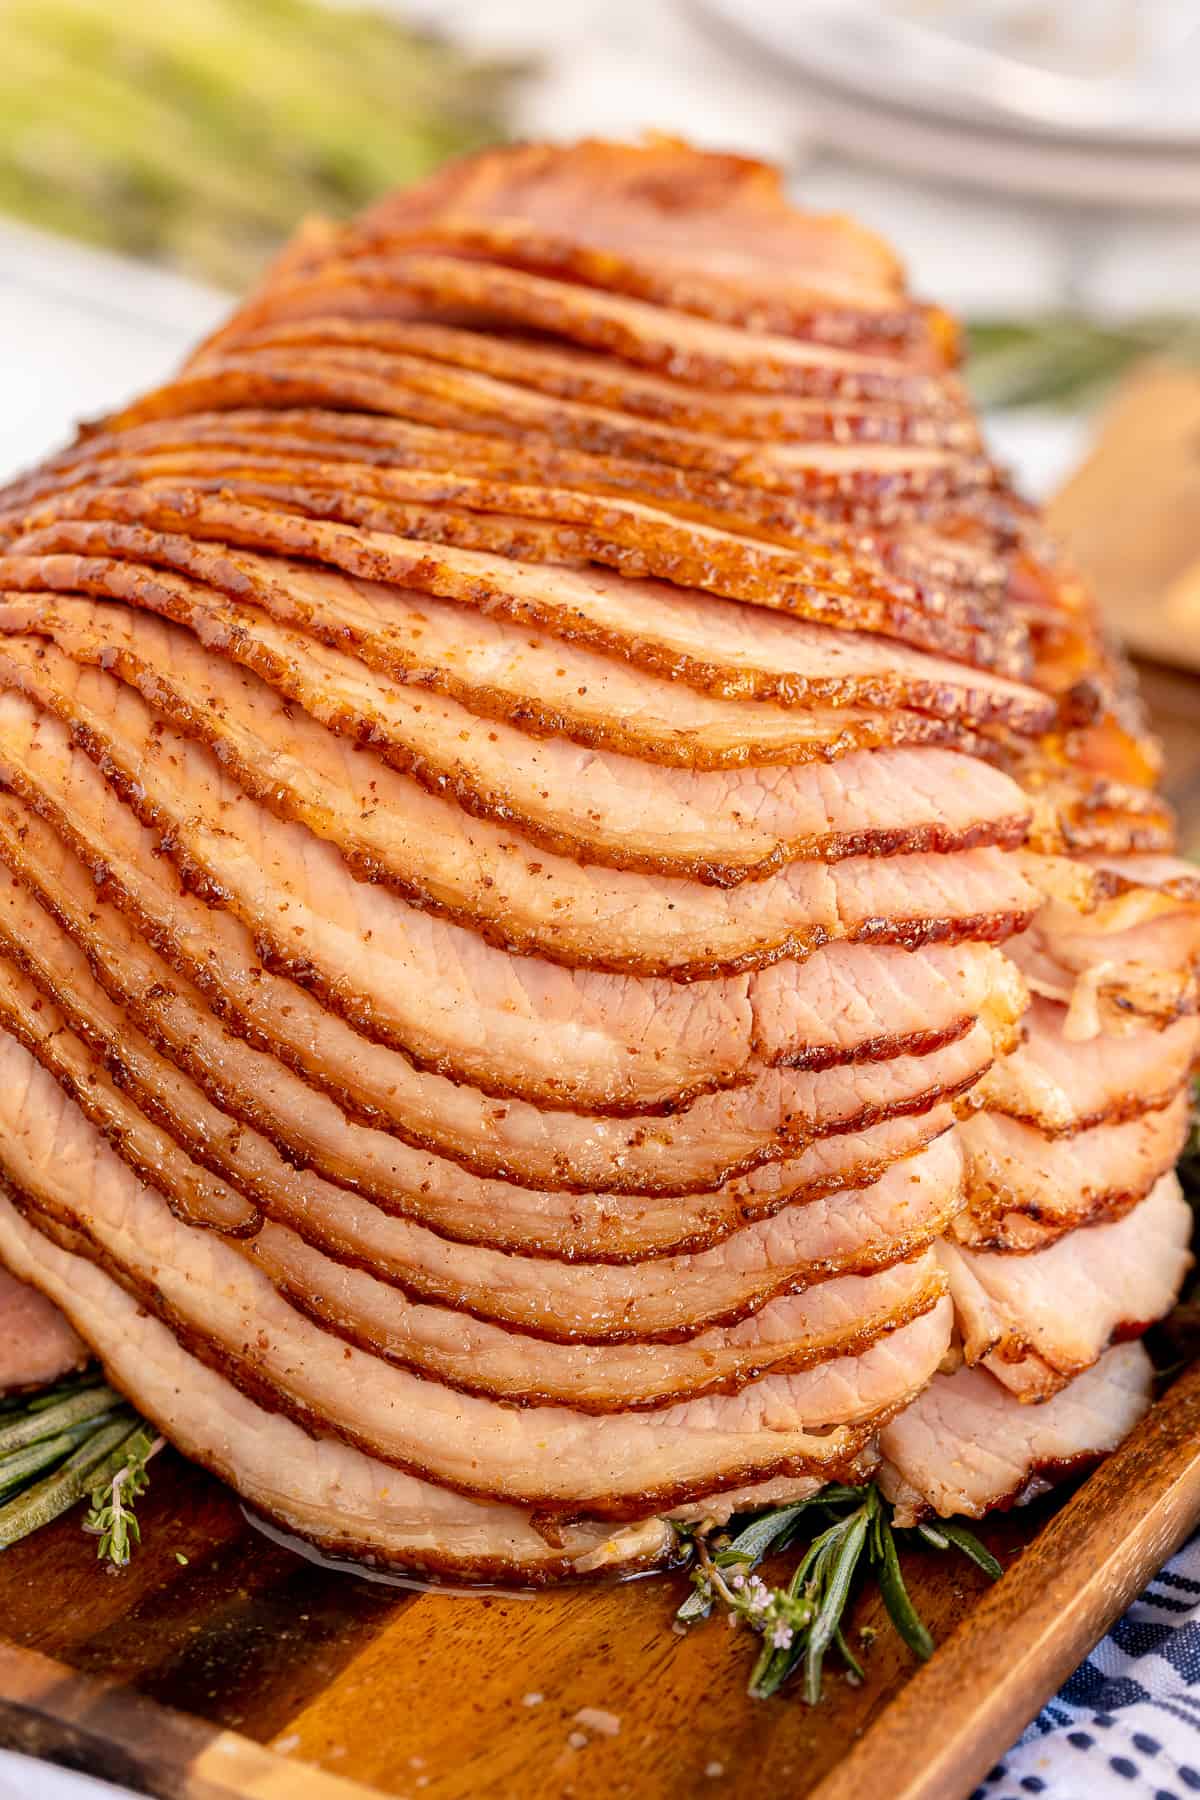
(221, 326, 965, 427)
(0, 768, 1005, 1207)
(0, 1198, 685, 1580)
(0, 953, 951, 1409)
(0, 420, 991, 567)
(184, 254, 958, 402)
(955, 1097, 1191, 1252)
(973, 998, 1200, 1134)
(941, 1175, 1192, 1399)
(0, 619, 1033, 909)
(245, 140, 916, 321)
(879, 1343, 1154, 1523)
(1, 386, 981, 515)
(0, 803, 981, 1263)
(0, 554, 988, 778)
(0, 1038, 919, 1515)
(0, 458, 1013, 676)
(0, 930, 969, 1340)
(0, 502, 1053, 730)
(0, 592, 1032, 885)
(0, 692, 1024, 1170)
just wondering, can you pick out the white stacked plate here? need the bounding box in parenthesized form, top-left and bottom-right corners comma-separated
(696, 0, 1200, 208)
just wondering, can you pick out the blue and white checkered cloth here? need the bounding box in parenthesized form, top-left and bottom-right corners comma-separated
(978, 1530, 1200, 1800)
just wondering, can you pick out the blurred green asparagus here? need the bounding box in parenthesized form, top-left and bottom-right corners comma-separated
(0, 0, 513, 289)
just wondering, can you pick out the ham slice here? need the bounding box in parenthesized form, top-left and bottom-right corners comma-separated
(0, 428, 993, 593)
(3, 459, 1010, 673)
(0, 592, 1030, 882)
(880, 1343, 1153, 1522)
(193, 254, 948, 396)
(0, 804, 977, 1258)
(0, 1263, 87, 1392)
(298, 139, 915, 318)
(0, 940, 952, 1409)
(955, 1094, 1191, 1250)
(940, 1173, 1192, 1400)
(0, 688, 1016, 1164)
(226, 329, 969, 434)
(0, 1199, 680, 1579)
(0, 541, 975, 773)
(1011, 855, 1200, 1035)
(0, 1032, 936, 1515)
(0, 935, 966, 1337)
(247, 1231, 950, 1412)
(1, 509, 1052, 730)
(973, 996, 1200, 1132)
(185, 357, 985, 507)
(0, 394, 982, 538)
(0, 632, 1036, 978)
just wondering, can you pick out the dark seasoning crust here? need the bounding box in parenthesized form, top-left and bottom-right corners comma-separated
(0, 848, 970, 1322)
(0, 769, 1006, 1205)
(0, 487, 1049, 704)
(0, 138, 1194, 1570)
(0, 637, 1038, 982)
(0, 804, 972, 1263)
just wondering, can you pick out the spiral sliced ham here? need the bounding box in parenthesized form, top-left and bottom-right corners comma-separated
(0, 138, 1193, 1570)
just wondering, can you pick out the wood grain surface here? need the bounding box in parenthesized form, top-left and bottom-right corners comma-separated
(814, 1358, 1200, 1800)
(3, 1360, 1200, 1800)
(0, 1448, 1057, 1799)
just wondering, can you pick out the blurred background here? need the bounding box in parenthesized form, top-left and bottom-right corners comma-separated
(2, 0, 1200, 681)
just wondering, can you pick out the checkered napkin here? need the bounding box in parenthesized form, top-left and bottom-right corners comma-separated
(975, 1529, 1200, 1800)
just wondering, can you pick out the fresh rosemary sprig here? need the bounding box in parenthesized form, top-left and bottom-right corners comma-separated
(966, 316, 1200, 413)
(676, 1483, 1001, 1702)
(0, 1369, 160, 1567)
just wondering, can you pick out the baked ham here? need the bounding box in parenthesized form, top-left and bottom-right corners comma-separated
(0, 138, 1193, 1575)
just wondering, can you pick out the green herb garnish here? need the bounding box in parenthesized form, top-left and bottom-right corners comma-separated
(83, 1423, 165, 1567)
(0, 1369, 161, 1567)
(676, 1483, 1000, 1701)
(967, 316, 1200, 413)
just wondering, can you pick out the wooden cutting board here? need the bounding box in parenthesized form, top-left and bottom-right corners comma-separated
(5, 397, 1200, 1800)
(3, 1359, 1200, 1800)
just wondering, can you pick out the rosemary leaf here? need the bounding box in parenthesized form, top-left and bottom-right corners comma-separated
(874, 1514, 935, 1664)
(0, 1383, 122, 1456)
(834, 1623, 865, 1685)
(0, 1423, 102, 1501)
(722, 1502, 823, 1565)
(0, 1414, 139, 1547)
(934, 1521, 1004, 1581)
(966, 314, 1200, 413)
(675, 1580, 714, 1626)
(803, 1508, 871, 1704)
(674, 1480, 1004, 1705)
